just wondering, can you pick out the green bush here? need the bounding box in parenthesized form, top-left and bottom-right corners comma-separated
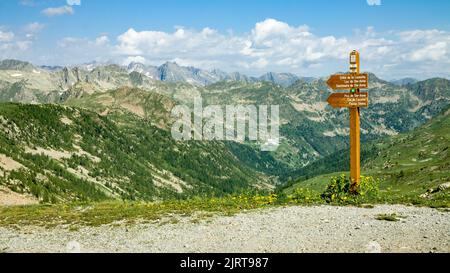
(321, 174, 380, 203)
(289, 187, 322, 204)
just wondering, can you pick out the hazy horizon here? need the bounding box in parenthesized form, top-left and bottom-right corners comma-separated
(2, 57, 449, 82)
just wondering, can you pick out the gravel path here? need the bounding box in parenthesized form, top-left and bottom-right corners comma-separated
(1, 205, 449, 253)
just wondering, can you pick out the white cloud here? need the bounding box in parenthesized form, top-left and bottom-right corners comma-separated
(3, 18, 450, 80)
(95, 35, 110, 46)
(252, 18, 310, 44)
(16, 40, 32, 51)
(111, 19, 450, 79)
(367, 0, 381, 6)
(0, 28, 35, 60)
(45, 34, 115, 66)
(67, 0, 81, 6)
(19, 0, 35, 7)
(42, 6, 74, 17)
(122, 56, 147, 66)
(115, 26, 245, 59)
(24, 22, 45, 33)
(410, 42, 448, 61)
(251, 58, 269, 69)
(0, 30, 14, 42)
(398, 29, 445, 42)
(58, 35, 111, 49)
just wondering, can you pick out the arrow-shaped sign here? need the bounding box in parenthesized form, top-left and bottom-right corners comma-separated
(327, 92, 369, 108)
(327, 73, 369, 90)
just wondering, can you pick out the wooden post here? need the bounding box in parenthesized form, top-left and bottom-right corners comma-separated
(349, 50, 361, 193)
(326, 51, 368, 193)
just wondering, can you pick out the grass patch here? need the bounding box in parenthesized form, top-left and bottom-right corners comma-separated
(0, 194, 282, 228)
(375, 213, 406, 222)
(1, 175, 448, 228)
(68, 225, 80, 232)
(283, 173, 450, 208)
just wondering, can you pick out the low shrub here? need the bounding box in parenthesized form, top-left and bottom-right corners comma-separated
(321, 174, 380, 204)
(289, 188, 322, 204)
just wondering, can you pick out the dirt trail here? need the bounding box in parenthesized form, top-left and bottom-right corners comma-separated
(0, 205, 448, 253)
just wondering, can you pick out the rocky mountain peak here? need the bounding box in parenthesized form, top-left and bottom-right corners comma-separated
(0, 59, 35, 71)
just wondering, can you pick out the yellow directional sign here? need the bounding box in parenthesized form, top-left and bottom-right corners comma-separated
(327, 73, 369, 90)
(327, 92, 369, 108)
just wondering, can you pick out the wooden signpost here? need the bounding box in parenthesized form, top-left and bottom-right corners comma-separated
(326, 50, 369, 193)
(327, 92, 369, 108)
(326, 73, 369, 90)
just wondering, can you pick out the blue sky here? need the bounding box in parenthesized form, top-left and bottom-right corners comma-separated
(1, 0, 450, 79)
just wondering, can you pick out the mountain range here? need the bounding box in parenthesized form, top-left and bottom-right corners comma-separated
(390, 78, 419, 86)
(121, 61, 307, 87)
(1, 58, 450, 203)
(0, 59, 304, 89)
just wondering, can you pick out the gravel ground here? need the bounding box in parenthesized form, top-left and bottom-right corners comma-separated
(1, 205, 449, 253)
